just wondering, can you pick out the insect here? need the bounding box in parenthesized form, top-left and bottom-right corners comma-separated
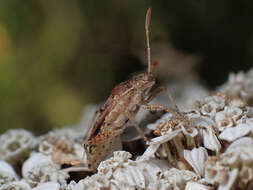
(83, 8, 179, 171)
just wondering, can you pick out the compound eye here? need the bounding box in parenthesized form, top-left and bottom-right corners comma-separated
(114, 95, 119, 99)
(87, 144, 96, 154)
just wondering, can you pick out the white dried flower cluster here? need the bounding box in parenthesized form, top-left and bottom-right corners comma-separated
(67, 151, 202, 190)
(0, 129, 37, 161)
(195, 93, 245, 120)
(194, 93, 248, 134)
(22, 153, 68, 189)
(147, 92, 250, 143)
(149, 168, 199, 190)
(218, 106, 253, 142)
(0, 127, 86, 190)
(142, 91, 253, 189)
(204, 137, 253, 189)
(39, 128, 84, 165)
(67, 151, 166, 190)
(219, 69, 253, 102)
(144, 108, 221, 165)
(195, 94, 226, 118)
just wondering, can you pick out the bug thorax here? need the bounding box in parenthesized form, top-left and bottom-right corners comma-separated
(130, 73, 155, 92)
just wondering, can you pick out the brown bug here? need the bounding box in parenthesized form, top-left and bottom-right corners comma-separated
(83, 8, 179, 170)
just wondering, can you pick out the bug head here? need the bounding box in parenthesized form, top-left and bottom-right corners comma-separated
(131, 73, 155, 92)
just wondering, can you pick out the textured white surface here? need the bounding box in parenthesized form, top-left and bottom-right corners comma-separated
(184, 147, 208, 177)
(0, 180, 31, 190)
(0, 160, 18, 186)
(32, 182, 60, 190)
(0, 129, 37, 160)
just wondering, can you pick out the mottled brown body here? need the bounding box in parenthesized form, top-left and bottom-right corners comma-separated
(84, 73, 155, 169)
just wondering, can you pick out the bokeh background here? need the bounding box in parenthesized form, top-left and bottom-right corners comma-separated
(0, 0, 253, 135)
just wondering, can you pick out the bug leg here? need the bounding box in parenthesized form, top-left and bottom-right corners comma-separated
(145, 86, 178, 110)
(144, 86, 165, 103)
(144, 86, 182, 115)
(126, 111, 149, 142)
(141, 104, 176, 113)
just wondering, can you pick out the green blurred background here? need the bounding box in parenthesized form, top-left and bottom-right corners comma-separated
(0, 0, 253, 135)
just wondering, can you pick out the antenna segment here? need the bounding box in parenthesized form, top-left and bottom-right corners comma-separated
(145, 8, 152, 74)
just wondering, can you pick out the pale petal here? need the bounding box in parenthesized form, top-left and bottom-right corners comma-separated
(140, 129, 181, 160)
(226, 137, 253, 153)
(185, 182, 214, 190)
(184, 147, 208, 177)
(202, 128, 221, 152)
(150, 129, 182, 144)
(139, 144, 161, 160)
(219, 123, 252, 141)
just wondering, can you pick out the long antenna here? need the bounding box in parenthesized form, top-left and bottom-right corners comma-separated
(145, 8, 152, 74)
